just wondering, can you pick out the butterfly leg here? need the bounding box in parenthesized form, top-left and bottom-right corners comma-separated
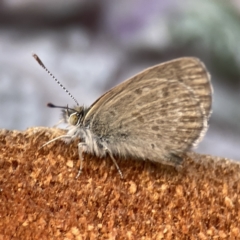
(76, 142, 88, 178)
(105, 148, 123, 179)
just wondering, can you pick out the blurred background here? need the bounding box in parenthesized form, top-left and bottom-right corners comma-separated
(0, 0, 239, 160)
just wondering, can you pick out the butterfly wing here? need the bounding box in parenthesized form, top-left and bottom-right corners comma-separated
(83, 58, 211, 164)
(87, 57, 212, 119)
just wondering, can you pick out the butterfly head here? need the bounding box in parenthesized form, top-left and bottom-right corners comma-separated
(47, 103, 86, 126)
(64, 106, 86, 126)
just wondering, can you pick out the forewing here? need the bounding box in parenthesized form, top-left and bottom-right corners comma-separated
(85, 57, 212, 121)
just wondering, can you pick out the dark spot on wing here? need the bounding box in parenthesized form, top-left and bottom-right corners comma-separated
(135, 89, 142, 95)
(132, 112, 139, 117)
(160, 110, 167, 116)
(110, 110, 116, 116)
(137, 116, 144, 123)
(156, 119, 165, 124)
(161, 103, 169, 108)
(161, 87, 169, 98)
(120, 133, 128, 139)
(163, 91, 169, 98)
(152, 126, 159, 131)
(157, 134, 162, 139)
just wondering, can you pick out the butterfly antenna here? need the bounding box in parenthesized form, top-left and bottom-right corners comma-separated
(32, 53, 79, 106)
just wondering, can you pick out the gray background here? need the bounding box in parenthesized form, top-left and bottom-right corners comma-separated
(0, 0, 239, 160)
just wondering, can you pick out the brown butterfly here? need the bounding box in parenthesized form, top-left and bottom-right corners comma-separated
(33, 54, 212, 178)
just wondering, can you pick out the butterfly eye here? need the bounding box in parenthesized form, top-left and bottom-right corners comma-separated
(68, 112, 80, 126)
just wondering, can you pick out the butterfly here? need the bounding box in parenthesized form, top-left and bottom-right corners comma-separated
(33, 54, 212, 178)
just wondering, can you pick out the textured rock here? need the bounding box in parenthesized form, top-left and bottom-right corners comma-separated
(0, 127, 239, 239)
